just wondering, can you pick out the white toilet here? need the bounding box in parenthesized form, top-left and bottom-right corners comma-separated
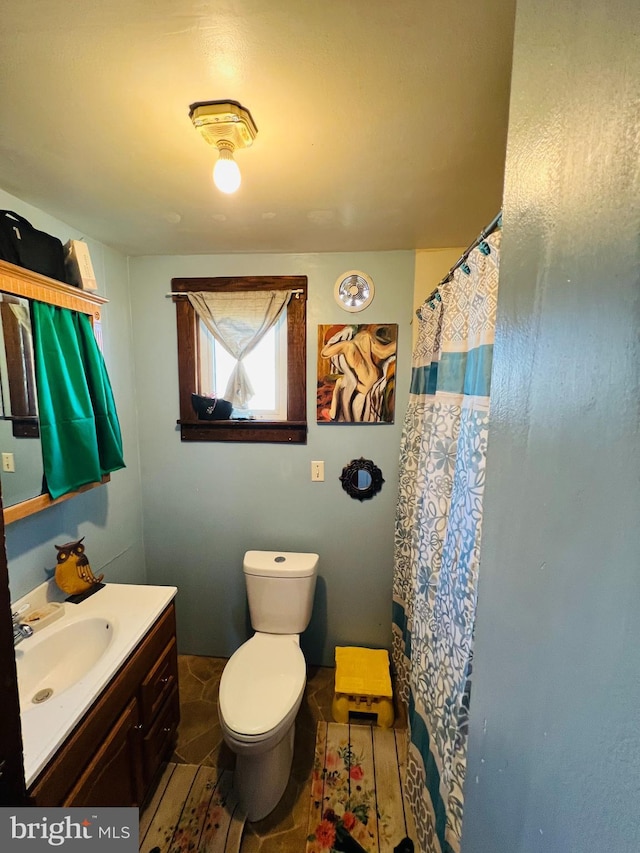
(218, 549, 319, 821)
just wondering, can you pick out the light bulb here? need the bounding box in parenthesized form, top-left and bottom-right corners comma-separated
(213, 146, 241, 194)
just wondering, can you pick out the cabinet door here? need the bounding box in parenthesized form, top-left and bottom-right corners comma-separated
(63, 698, 143, 807)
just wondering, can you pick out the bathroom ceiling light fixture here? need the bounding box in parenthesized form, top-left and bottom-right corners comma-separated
(189, 100, 258, 195)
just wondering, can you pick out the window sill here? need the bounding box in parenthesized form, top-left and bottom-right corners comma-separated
(177, 419, 307, 444)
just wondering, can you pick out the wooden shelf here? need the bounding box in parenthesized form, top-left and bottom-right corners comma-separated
(4, 476, 110, 526)
(0, 260, 107, 315)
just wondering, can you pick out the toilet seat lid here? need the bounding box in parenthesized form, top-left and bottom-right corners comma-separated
(219, 634, 306, 737)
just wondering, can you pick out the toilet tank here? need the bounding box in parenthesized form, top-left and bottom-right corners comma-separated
(243, 550, 318, 634)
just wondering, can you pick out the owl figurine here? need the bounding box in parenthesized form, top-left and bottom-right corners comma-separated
(54, 538, 104, 596)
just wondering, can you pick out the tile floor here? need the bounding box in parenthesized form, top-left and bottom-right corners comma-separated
(170, 654, 406, 853)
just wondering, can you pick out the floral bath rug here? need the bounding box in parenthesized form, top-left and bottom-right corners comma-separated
(306, 721, 415, 853)
(139, 763, 245, 853)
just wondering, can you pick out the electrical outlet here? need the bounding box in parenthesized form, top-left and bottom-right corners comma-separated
(311, 461, 325, 482)
(2, 452, 15, 473)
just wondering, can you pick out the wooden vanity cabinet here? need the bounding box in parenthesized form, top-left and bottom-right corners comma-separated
(28, 601, 179, 807)
(63, 698, 143, 807)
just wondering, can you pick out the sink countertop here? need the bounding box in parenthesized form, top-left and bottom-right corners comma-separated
(16, 582, 178, 789)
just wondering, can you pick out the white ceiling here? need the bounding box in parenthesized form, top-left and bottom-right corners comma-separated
(0, 1, 516, 257)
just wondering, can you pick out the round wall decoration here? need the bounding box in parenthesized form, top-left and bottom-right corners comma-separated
(334, 270, 375, 312)
(339, 457, 384, 501)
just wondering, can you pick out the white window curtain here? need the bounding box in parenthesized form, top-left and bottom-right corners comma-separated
(187, 290, 292, 408)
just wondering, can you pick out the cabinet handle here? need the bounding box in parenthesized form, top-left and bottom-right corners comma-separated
(160, 676, 170, 685)
(162, 726, 172, 734)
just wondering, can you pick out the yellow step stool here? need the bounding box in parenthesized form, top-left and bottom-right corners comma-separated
(332, 646, 395, 728)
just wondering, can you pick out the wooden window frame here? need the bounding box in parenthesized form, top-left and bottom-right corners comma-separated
(172, 275, 307, 444)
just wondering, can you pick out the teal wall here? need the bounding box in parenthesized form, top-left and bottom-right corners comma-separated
(0, 189, 146, 601)
(129, 252, 414, 666)
(462, 1, 640, 851)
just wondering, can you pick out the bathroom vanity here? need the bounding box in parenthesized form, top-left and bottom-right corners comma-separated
(15, 583, 179, 807)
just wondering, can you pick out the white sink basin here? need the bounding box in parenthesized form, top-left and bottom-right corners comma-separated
(14, 582, 177, 789)
(15, 617, 114, 712)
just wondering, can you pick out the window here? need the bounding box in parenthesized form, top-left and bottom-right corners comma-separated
(172, 275, 307, 443)
(199, 313, 287, 420)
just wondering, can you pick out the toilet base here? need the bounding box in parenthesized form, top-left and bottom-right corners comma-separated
(234, 722, 296, 822)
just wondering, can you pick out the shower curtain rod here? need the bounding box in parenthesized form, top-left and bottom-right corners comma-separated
(420, 210, 502, 311)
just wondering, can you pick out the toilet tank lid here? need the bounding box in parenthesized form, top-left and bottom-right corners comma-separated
(243, 550, 319, 577)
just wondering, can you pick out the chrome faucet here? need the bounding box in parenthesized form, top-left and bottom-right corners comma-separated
(11, 607, 33, 645)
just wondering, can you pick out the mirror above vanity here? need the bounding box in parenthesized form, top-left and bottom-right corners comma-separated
(0, 294, 44, 508)
(0, 259, 109, 524)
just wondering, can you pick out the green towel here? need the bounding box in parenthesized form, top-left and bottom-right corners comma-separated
(32, 302, 125, 500)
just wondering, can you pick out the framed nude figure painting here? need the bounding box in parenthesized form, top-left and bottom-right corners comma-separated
(317, 323, 397, 424)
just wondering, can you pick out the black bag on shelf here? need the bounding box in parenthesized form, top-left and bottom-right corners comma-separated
(0, 210, 67, 283)
(191, 393, 233, 420)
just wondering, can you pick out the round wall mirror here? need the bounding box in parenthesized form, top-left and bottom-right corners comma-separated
(339, 457, 384, 501)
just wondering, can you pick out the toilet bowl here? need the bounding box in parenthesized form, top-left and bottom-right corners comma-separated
(218, 550, 318, 821)
(219, 633, 306, 820)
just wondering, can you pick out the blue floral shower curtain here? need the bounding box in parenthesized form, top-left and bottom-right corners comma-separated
(392, 223, 501, 853)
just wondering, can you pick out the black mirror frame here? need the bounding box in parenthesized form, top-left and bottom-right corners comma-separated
(339, 457, 384, 501)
